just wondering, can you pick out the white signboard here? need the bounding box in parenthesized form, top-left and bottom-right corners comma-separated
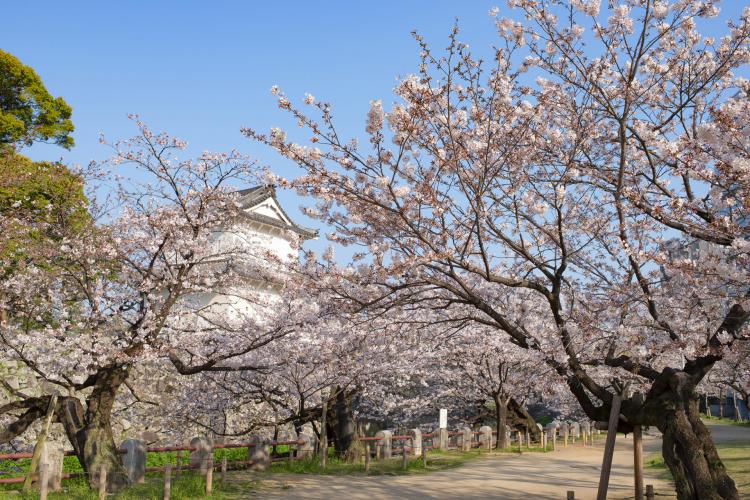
(439, 408, 448, 429)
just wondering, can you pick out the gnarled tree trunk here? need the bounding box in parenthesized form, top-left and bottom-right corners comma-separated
(58, 366, 130, 492)
(506, 398, 540, 441)
(652, 373, 737, 500)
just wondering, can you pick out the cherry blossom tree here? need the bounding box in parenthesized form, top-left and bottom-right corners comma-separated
(703, 342, 750, 418)
(432, 326, 553, 448)
(0, 119, 316, 490)
(243, 2, 750, 498)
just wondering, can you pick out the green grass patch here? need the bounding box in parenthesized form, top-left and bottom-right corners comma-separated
(0, 473, 258, 499)
(0, 447, 266, 497)
(701, 416, 750, 427)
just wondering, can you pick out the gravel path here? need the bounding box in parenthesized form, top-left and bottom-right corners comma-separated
(253, 432, 673, 499)
(240, 424, 750, 499)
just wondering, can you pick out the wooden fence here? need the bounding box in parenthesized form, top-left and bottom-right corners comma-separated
(2, 420, 657, 500)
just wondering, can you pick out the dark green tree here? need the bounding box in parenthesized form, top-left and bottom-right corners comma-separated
(0, 49, 74, 151)
(0, 152, 88, 265)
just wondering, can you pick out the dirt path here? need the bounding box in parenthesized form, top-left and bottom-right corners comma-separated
(252, 433, 674, 499)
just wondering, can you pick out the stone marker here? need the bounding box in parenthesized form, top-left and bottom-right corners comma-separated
(121, 439, 146, 484)
(479, 426, 493, 450)
(409, 428, 422, 456)
(297, 432, 316, 458)
(571, 422, 581, 438)
(562, 423, 569, 447)
(247, 435, 270, 471)
(375, 430, 392, 459)
(462, 427, 472, 451)
(536, 423, 544, 448)
(544, 424, 557, 451)
(45, 445, 64, 491)
(437, 428, 449, 450)
(38, 462, 49, 500)
(189, 436, 213, 475)
(582, 421, 590, 445)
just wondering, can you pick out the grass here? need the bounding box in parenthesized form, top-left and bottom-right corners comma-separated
(701, 416, 750, 427)
(0, 473, 258, 499)
(0, 447, 264, 499)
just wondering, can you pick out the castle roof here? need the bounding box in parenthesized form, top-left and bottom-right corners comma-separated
(236, 185, 318, 239)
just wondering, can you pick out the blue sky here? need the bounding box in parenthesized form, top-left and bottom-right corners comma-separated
(3, 1, 746, 256)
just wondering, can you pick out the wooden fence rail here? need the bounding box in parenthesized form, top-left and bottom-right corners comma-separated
(1, 421, 616, 498)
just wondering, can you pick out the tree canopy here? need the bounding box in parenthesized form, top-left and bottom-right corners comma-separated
(0, 152, 88, 265)
(0, 49, 74, 151)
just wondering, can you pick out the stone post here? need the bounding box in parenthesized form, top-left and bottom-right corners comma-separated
(536, 423, 544, 448)
(437, 428, 448, 450)
(205, 455, 213, 495)
(462, 427, 472, 451)
(189, 436, 213, 475)
(121, 439, 146, 484)
(409, 428, 422, 456)
(297, 432, 316, 459)
(46, 445, 64, 491)
(562, 423, 569, 447)
(98, 465, 107, 500)
(526, 428, 531, 449)
(163, 464, 172, 500)
(582, 421, 591, 446)
(375, 430, 392, 459)
(247, 435, 270, 471)
(552, 427, 557, 451)
(38, 462, 49, 500)
(571, 422, 581, 440)
(479, 426, 493, 450)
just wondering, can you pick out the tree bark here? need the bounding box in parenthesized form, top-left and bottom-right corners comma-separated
(57, 366, 130, 491)
(506, 398, 540, 440)
(329, 388, 355, 456)
(493, 394, 508, 449)
(650, 373, 737, 499)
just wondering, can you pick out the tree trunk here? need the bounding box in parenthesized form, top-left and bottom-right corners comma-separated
(493, 395, 508, 449)
(506, 398, 540, 440)
(655, 375, 738, 500)
(329, 388, 355, 456)
(58, 366, 130, 491)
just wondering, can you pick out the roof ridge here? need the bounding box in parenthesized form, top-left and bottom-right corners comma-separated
(236, 185, 318, 239)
